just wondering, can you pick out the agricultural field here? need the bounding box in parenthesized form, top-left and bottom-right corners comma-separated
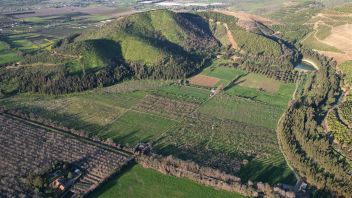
(301, 5, 352, 63)
(0, 6, 305, 193)
(199, 65, 247, 85)
(92, 165, 244, 198)
(189, 74, 220, 88)
(0, 68, 297, 185)
(99, 110, 179, 146)
(153, 84, 210, 104)
(0, 114, 130, 197)
(200, 94, 283, 129)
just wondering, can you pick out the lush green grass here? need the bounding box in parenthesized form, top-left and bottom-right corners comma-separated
(201, 66, 247, 85)
(0, 51, 22, 65)
(238, 157, 296, 185)
(200, 94, 283, 129)
(21, 17, 47, 23)
(100, 110, 179, 146)
(0, 41, 9, 51)
(226, 83, 295, 108)
(0, 91, 147, 134)
(92, 165, 244, 198)
(154, 112, 295, 185)
(154, 84, 210, 103)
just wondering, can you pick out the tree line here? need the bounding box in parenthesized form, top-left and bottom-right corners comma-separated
(277, 48, 352, 197)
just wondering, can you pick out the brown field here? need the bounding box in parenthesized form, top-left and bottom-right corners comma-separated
(322, 24, 352, 63)
(189, 74, 220, 87)
(214, 10, 278, 31)
(238, 73, 281, 93)
(13, 6, 134, 18)
(306, 11, 352, 64)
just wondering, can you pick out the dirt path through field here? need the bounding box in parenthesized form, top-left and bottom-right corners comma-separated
(304, 12, 352, 64)
(215, 10, 278, 30)
(223, 23, 239, 50)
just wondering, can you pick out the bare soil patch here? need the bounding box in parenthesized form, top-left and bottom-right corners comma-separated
(223, 23, 239, 50)
(189, 74, 220, 87)
(13, 6, 134, 18)
(215, 10, 278, 31)
(306, 12, 352, 64)
(317, 24, 352, 64)
(324, 24, 352, 51)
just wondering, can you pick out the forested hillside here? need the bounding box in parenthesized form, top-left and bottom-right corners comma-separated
(0, 9, 301, 96)
(0, 10, 220, 95)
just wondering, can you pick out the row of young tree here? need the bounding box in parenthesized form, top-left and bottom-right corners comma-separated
(137, 154, 296, 198)
(277, 48, 352, 197)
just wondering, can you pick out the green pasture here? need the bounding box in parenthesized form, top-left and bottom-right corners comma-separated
(92, 165, 244, 198)
(100, 110, 179, 146)
(200, 94, 283, 129)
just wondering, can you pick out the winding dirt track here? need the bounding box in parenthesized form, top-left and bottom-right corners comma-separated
(304, 12, 352, 64)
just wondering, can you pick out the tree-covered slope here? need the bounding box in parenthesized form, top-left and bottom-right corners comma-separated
(73, 10, 219, 72)
(0, 10, 221, 95)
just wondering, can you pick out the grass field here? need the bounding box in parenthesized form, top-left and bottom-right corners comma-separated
(0, 51, 22, 65)
(237, 73, 281, 92)
(226, 82, 295, 107)
(0, 90, 147, 134)
(0, 63, 297, 186)
(21, 17, 47, 23)
(0, 41, 9, 51)
(154, 84, 210, 103)
(92, 165, 244, 198)
(200, 94, 283, 129)
(200, 66, 247, 85)
(100, 110, 179, 146)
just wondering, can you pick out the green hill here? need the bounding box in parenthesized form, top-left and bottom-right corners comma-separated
(69, 10, 219, 76)
(0, 10, 297, 96)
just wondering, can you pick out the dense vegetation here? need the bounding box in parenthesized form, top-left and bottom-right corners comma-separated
(198, 12, 302, 84)
(277, 48, 352, 197)
(0, 10, 220, 95)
